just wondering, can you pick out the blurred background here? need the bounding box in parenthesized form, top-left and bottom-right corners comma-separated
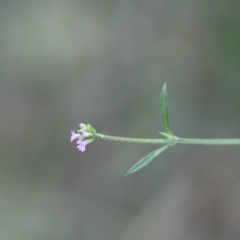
(1, 0, 240, 239)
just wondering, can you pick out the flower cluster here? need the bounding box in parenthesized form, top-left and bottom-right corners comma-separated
(70, 123, 96, 152)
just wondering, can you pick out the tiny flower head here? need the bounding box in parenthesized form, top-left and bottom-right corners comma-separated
(70, 131, 81, 142)
(71, 123, 96, 152)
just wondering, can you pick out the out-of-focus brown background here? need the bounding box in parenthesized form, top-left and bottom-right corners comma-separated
(1, 1, 240, 239)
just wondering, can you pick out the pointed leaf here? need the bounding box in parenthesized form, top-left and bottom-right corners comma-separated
(160, 83, 172, 135)
(125, 145, 171, 176)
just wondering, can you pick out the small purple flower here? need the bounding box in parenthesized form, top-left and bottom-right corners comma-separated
(70, 131, 81, 142)
(77, 139, 86, 152)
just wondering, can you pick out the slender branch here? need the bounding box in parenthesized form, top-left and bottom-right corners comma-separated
(96, 134, 240, 145)
(176, 138, 240, 145)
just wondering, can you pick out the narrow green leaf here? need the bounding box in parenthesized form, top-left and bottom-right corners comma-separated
(161, 83, 172, 135)
(125, 145, 171, 176)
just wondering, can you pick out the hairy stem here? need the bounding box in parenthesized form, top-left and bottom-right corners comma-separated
(96, 134, 240, 145)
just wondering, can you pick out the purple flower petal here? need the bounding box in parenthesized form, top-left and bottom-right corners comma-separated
(77, 140, 86, 152)
(70, 131, 81, 142)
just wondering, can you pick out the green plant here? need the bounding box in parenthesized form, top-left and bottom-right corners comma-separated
(71, 84, 240, 176)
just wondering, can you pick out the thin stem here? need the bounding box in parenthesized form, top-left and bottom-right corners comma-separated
(96, 134, 240, 146)
(177, 138, 240, 145)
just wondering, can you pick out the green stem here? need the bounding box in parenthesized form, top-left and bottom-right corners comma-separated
(96, 134, 240, 145)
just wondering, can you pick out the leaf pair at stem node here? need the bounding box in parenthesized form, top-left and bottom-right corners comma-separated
(126, 83, 175, 175)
